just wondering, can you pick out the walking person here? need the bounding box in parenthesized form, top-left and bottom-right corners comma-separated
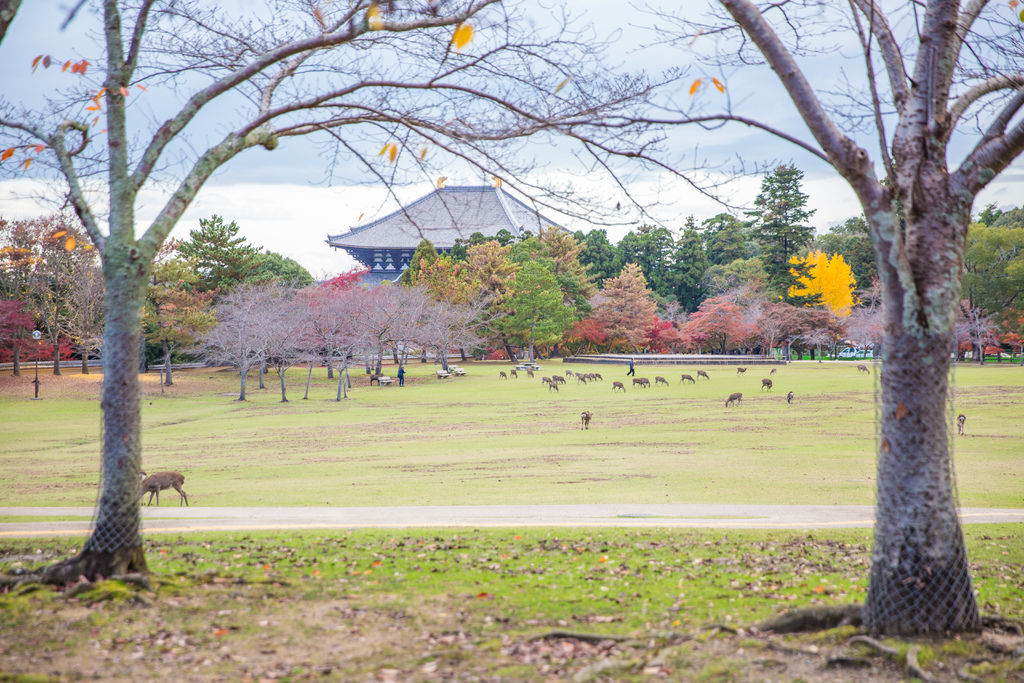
(397, 364, 405, 387)
(626, 357, 635, 376)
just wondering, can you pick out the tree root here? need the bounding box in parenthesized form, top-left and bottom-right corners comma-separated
(530, 631, 630, 644)
(754, 603, 862, 633)
(848, 635, 898, 656)
(982, 615, 1024, 638)
(906, 645, 930, 681)
(40, 547, 148, 586)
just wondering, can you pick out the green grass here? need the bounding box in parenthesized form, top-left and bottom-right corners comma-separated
(1, 525, 1022, 680)
(1, 361, 1022, 508)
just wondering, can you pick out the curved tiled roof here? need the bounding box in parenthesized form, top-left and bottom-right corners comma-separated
(325, 185, 561, 250)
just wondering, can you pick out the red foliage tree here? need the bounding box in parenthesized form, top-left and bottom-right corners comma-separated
(644, 315, 682, 353)
(681, 295, 754, 353)
(320, 266, 370, 291)
(562, 318, 607, 354)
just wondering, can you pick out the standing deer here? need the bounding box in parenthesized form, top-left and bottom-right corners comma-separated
(546, 379, 559, 392)
(655, 376, 669, 386)
(761, 378, 773, 391)
(552, 374, 566, 384)
(736, 367, 747, 375)
(565, 369, 574, 377)
(510, 369, 518, 379)
(580, 410, 593, 430)
(787, 391, 794, 404)
(857, 364, 871, 374)
(594, 373, 603, 381)
(957, 414, 966, 435)
(577, 374, 588, 384)
(612, 381, 626, 392)
(499, 371, 508, 379)
(680, 374, 695, 384)
(632, 377, 650, 388)
(725, 392, 742, 407)
(769, 368, 777, 375)
(526, 368, 535, 378)
(697, 370, 709, 380)
(139, 470, 189, 507)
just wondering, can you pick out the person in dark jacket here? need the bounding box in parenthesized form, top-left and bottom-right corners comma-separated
(626, 357, 635, 376)
(397, 365, 405, 387)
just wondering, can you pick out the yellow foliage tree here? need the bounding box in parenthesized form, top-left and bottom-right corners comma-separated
(788, 251, 859, 317)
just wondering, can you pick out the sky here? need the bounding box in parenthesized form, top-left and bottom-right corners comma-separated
(1, 2, 1021, 278)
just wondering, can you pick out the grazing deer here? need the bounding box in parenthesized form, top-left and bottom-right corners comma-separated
(580, 410, 593, 430)
(786, 391, 794, 404)
(612, 381, 626, 392)
(680, 374, 695, 384)
(725, 392, 743, 407)
(510, 369, 518, 379)
(577, 374, 588, 384)
(565, 369, 574, 377)
(632, 377, 650, 388)
(553, 374, 566, 384)
(697, 370, 709, 380)
(139, 470, 189, 507)
(761, 378, 773, 391)
(769, 368, 777, 375)
(541, 376, 552, 385)
(547, 379, 559, 392)
(736, 367, 747, 375)
(857, 364, 871, 374)
(957, 414, 966, 435)
(593, 373, 603, 381)
(655, 376, 669, 386)
(526, 368, 535, 378)
(499, 371, 508, 380)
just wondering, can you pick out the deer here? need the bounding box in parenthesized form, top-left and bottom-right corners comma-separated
(725, 392, 742, 407)
(139, 470, 189, 507)
(957, 414, 966, 435)
(526, 368, 535, 378)
(577, 374, 588, 384)
(499, 371, 508, 380)
(787, 391, 794, 404)
(697, 370, 709, 380)
(510, 369, 518, 379)
(680, 374, 695, 384)
(612, 381, 626, 392)
(761, 378, 773, 391)
(581, 410, 593, 430)
(655, 376, 669, 386)
(547, 379, 559, 392)
(593, 373, 603, 381)
(565, 369, 574, 377)
(736, 367, 747, 375)
(632, 377, 650, 388)
(857, 364, 871, 374)
(769, 368, 777, 375)
(552, 374, 566, 384)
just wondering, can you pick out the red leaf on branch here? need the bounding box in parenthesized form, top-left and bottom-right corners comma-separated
(1, 148, 14, 162)
(33, 144, 46, 153)
(62, 60, 71, 72)
(32, 55, 43, 72)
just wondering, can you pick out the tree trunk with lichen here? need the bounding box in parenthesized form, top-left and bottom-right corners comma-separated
(44, 244, 150, 583)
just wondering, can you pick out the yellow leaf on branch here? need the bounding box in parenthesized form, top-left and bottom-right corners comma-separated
(366, 2, 382, 30)
(452, 22, 473, 51)
(552, 77, 571, 96)
(21, 158, 32, 170)
(388, 144, 397, 163)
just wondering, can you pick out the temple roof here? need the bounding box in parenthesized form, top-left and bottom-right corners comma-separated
(325, 185, 561, 250)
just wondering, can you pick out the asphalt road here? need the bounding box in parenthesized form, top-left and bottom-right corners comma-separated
(2, 504, 1023, 538)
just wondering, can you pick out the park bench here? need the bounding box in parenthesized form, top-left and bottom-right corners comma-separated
(377, 376, 394, 385)
(450, 367, 466, 376)
(435, 370, 452, 379)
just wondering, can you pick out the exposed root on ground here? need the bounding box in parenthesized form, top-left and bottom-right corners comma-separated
(754, 603, 862, 633)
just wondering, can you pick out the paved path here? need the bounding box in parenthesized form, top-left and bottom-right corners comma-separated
(2, 505, 1023, 537)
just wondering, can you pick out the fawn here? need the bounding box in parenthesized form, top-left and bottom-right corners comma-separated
(139, 471, 189, 507)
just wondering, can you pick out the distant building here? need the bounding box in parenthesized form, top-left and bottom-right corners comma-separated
(325, 182, 561, 286)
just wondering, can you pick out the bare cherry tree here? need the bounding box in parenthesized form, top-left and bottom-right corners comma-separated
(0, 0, 654, 581)
(956, 300, 999, 365)
(200, 282, 279, 401)
(624, 0, 1024, 635)
(261, 287, 309, 402)
(416, 290, 490, 370)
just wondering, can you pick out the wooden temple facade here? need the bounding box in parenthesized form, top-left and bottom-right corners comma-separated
(325, 183, 561, 285)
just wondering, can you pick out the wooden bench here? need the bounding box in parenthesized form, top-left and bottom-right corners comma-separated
(378, 376, 394, 385)
(435, 370, 452, 379)
(450, 367, 466, 376)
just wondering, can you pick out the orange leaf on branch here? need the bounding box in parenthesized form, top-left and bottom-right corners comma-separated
(62, 61, 72, 72)
(32, 55, 44, 72)
(34, 144, 46, 153)
(452, 22, 473, 51)
(712, 77, 725, 93)
(689, 78, 701, 96)
(65, 236, 77, 251)
(21, 158, 32, 170)
(366, 2, 382, 30)
(1, 148, 14, 162)
(52, 230, 69, 239)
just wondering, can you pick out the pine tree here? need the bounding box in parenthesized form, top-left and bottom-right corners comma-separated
(178, 215, 263, 293)
(673, 218, 708, 311)
(400, 239, 439, 285)
(747, 165, 816, 297)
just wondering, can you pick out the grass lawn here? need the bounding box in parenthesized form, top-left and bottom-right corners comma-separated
(1, 360, 1022, 509)
(1, 525, 1022, 681)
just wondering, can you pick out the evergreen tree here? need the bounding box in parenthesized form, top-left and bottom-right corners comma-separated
(747, 165, 816, 298)
(701, 213, 753, 266)
(617, 224, 675, 300)
(575, 229, 621, 284)
(178, 215, 263, 293)
(399, 239, 439, 285)
(252, 251, 315, 287)
(673, 218, 708, 311)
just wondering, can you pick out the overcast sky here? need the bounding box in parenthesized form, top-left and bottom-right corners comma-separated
(1, 2, 1020, 278)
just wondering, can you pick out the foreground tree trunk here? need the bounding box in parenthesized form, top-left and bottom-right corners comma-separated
(44, 255, 149, 583)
